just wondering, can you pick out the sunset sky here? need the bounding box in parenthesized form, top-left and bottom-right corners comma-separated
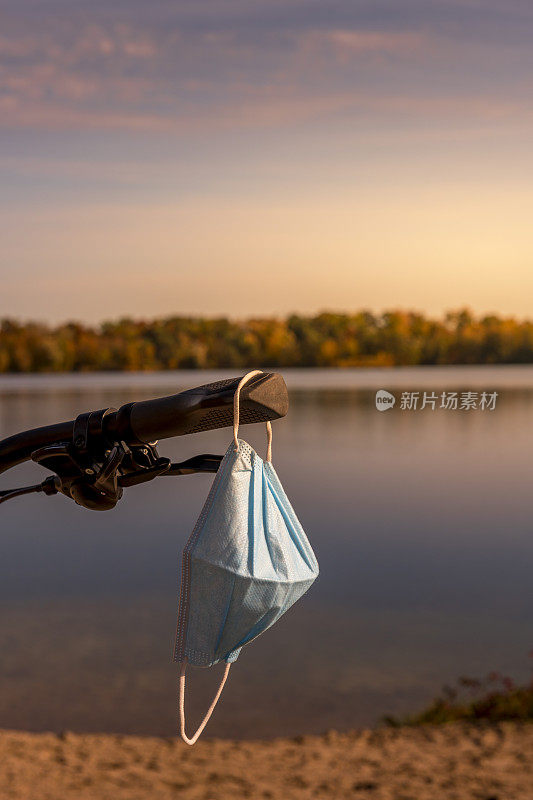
(1, 0, 532, 323)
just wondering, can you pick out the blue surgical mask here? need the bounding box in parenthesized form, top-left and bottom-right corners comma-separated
(174, 370, 319, 744)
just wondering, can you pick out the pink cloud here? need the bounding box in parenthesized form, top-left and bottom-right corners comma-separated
(0, 17, 531, 135)
(312, 29, 426, 54)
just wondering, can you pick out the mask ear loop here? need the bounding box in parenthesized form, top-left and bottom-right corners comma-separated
(233, 370, 273, 462)
(179, 658, 231, 746)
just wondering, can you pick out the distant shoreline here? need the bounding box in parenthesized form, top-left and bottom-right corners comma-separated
(3, 310, 533, 373)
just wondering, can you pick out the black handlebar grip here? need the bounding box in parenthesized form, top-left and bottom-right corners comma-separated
(0, 373, 289, 474)
(123, 373, 289, 444)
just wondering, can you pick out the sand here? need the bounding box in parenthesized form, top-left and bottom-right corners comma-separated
(1, 722, 532, 800)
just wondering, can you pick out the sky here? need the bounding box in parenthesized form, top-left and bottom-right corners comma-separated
(1, 0, 532, 323)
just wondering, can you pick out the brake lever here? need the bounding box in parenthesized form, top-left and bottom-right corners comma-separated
(2, 445, 223, 510)
(118, 454, 222, 487)
(118, 457, 171, 487)
(165, 454, 223, 475)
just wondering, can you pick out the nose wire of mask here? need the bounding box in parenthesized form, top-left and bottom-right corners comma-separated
(178, 369, 272, 745)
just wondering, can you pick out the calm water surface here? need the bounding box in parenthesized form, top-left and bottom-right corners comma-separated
(0, 366, 532, 738)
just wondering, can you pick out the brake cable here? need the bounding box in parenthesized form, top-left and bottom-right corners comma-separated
(0, 476, 59, 506)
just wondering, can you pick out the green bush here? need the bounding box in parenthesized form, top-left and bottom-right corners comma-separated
(385, 659, 533, 726)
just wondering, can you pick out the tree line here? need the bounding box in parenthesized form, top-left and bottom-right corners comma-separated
(1, 309, 533, 372)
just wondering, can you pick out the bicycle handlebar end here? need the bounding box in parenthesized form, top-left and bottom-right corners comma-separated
(122, 372, 289, 444)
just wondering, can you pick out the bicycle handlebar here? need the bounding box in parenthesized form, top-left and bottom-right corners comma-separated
(0, 372, 289, 476)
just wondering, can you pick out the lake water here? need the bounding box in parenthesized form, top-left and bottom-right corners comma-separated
(1, 366, 532, 739)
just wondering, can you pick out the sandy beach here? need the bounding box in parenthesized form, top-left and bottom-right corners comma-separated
(1, 722, 532, 800)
